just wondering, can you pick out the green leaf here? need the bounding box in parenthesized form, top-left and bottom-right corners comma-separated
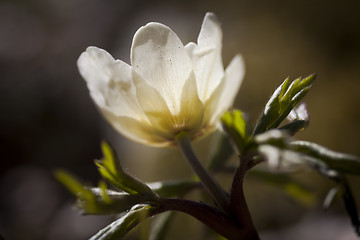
(54, 170, 97, 213)
(280, 103, 309, 136)
(96, 141, 155, 196)
(98, 181, 112, 204)
(279, 120, 308, 136)
(255, 130, 326, 171)
(87, 187, 159, 215)
(207, 131, 234, 173)
(254, 74, 316, 135)
(290, 141, 360, 175)
(148, 179, 201, 198)
(55, 170, 157, 215)
(90, 204, 160, 240)
(254, 129, 289, 148)
(221, 110, 249, 154)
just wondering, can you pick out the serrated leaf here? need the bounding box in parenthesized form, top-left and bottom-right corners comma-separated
(280, 103, 309, 136)
(253, 78, 289, 135)
(96, 141, 155, 196)
(254, 129, 289, 147)
(287, 103, 309, 122)
(221, 110, 249, 154)
(290, 141, 360, 175)
(55, 170, 157, 215)
(90, 204, 159, 240)
(147, 179, 201, 198)
(56, 170, 160, 215)
(54, 170, 97, 212)
(98, 181, 112, 204)
(279, 120, 308, 136)
(257, 145, 304, 171)
(87, 187, 158, 215)
(254, 74, 315, 135)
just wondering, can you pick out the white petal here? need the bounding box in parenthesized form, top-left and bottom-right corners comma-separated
(215, 54, 245, 116)
(131, 22, 193, 114)
(198, 13, 222, 50)
(133, 71, 174, 134)
(177, 75, 204, 134)
(134, 71, 204, 136)
(201, 74, 226, 128)
(184, 42, 197, 57)
(77, 47, 146, 121)
(102, 109, 173, 147)
(191, 12, 224, 102)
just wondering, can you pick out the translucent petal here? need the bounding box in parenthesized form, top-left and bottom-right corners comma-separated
(205, 55, 245, 126)
(184, 42, 197, 58)
(177, 75, 204, 135)
(132, 71, 175, 134)
(190, 12, 224, 102)
(131, 22, 193, 114)
(101, 109, 173, 147)
(77, 47, 146, 120)
(217, 55, 245, 113)
(134, 71, 204, 136)
(202, 74, 226, 128)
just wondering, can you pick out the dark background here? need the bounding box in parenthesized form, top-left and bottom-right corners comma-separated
(1, 0, 360, 239)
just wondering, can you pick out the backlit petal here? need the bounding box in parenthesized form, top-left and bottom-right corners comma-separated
(191, 12, 224, 102)
(78, 13, 245, 146)
(202, 55, 244, 127)
(132, 71, 175, 134)
(214, 54, 245, 117)
(77, 47, 146, 120)
(202, 75, 226, 128)
(131, 22, 193, 114)
(102, 109, 173, 147)
(177, 75, 204, 135)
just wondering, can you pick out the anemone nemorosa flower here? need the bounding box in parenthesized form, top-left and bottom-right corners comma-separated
(77, 13, 244, 147)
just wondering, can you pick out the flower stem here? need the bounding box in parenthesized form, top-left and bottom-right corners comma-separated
(175, 131, 231, 214)
(230, 155, 260, 240)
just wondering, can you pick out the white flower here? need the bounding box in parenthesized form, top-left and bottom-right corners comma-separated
(77, 12, 245, 147)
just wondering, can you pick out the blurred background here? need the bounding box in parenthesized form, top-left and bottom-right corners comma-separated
(1, 0, 360, 239)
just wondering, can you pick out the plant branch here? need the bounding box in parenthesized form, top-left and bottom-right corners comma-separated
(229, 154, 259, 240)
(159, 198, 245, 239)
(175, 131, 231, 214)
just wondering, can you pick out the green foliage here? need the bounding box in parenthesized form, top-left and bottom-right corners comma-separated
(55, 170, 98, 213)
(55, 170, 157, 215)
(290, 141, 360, 175)
(221, 110, 249, 154)
(56, 73, 360, 239)
(279, 103, 309, 136)
(96, 141, 155, 196)
(254, 74, 315, 135)
(218, 73, 360, 237)
(90, 204, 160, 240)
